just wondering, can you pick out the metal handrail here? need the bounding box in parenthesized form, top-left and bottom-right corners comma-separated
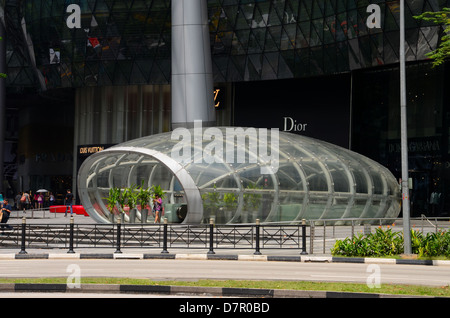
(0, 218, 310, 255)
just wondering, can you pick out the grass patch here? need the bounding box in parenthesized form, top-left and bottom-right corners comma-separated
(0, 277, 448, 297)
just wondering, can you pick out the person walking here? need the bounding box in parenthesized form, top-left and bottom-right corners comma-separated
(153, 194, 162, 223)
(33, 192, 39, 209)
(64, 189, 74, 217)
(20, 191, 31, 213)
(14, 192, 21, 210)
(49, 192, 56, 207)
(0, 199, 12, 233)
(37, 193, 44, 209)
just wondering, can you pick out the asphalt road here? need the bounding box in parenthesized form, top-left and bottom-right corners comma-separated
(1, 258, 450, 287)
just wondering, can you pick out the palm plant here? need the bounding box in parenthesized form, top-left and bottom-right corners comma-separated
(152, 185, 165, 200)
(105, 187, 120, 214)
(137, 181, 152, 209)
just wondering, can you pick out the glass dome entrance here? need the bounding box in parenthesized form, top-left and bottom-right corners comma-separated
(78, 127, 401, 224)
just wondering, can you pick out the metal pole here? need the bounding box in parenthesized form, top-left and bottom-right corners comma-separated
(254, 219, 261, 255)
(19, 217, 27, 254)
(400, 0, 412, 255)
(161, 218, 169, 254)
(301, 219, 308, 255)
(67, 216, 75, 253)
(207, 218, 215, 254)
(115, 217, 122, 254)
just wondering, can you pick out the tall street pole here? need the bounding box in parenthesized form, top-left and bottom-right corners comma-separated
(400, 0, 412, 254)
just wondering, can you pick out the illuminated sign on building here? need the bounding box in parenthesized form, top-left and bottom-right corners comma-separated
(77, 144, 115, 171)
(214, 89, 221, 108)
(79, 146, 105, 155)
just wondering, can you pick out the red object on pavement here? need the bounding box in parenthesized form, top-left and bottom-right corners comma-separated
(49, 205, 66, 213)
(73, 205, 89, 216)
(49, 205, 89, 216)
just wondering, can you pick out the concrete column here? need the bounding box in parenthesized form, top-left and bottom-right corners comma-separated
(171, 0, 215, 129)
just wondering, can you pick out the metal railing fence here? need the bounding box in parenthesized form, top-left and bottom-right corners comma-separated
(0, 218, 309, 255)
(1, 216, 448, 255)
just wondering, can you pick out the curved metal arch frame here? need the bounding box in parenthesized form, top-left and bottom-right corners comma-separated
(78, 146, 204, 224)
(77, 129, 401, 225)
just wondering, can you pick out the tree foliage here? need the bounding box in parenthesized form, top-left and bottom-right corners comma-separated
(415, 8, 450, 67)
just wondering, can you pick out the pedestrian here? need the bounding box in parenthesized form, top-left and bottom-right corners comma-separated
(20, 191, 31, 213)
(153, 194, 162, 223)
(33, 192, 39, 209)
(14, 192, 21, 210)
(0, 199, 12, 232)
(37, 193, 44, 209)
(64, 189, 74, 217)
(49, 192, 55, 206)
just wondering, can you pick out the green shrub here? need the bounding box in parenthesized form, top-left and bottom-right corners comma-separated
(331, 227, 450, 258)
(411, 230, 450, 258)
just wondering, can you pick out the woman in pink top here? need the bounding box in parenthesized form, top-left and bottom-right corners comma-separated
(153, 194, 162, 223)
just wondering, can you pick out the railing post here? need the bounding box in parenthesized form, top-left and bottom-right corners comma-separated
(161, 218, 169, 254)
(115, 217, 122, 254)
(301, 219, 308, 255)
(19, 216, 27, 254)
(207, 218, 215, 254)
(254, 219, 261, 255)
(310, 221, 315, 255)
(67, 216, 75, 254)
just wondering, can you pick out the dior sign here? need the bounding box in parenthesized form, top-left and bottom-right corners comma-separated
(283, 117, 308, 132)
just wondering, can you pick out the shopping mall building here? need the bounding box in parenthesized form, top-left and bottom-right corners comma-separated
(1, 0, 449, 220)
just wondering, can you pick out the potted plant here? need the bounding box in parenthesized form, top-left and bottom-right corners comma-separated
(243, 183, 262, 222)
(222, 192, 237, 223)
(116, 187, 128, 223)
(201, 185, 220, 223)
(137, 181, 152, 223)
(125, 185, 138, 223)
(152, 184, 165, 200)
(105, 187, 120, 222)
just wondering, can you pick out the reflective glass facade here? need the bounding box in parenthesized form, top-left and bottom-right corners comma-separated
(3, 1, 450, 219)
(6, 0, 445, 89)
(78, 129, 401, 224)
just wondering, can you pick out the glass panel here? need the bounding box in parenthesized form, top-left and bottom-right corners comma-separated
(328, 162, 350, 193)
(303, 161, 328, 192)
(352, 168, 368, 194)
(79, 128, 401, 224)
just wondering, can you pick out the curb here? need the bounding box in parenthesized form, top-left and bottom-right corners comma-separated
(4, 252, 450, 266)
(0, 283, 437, 298)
